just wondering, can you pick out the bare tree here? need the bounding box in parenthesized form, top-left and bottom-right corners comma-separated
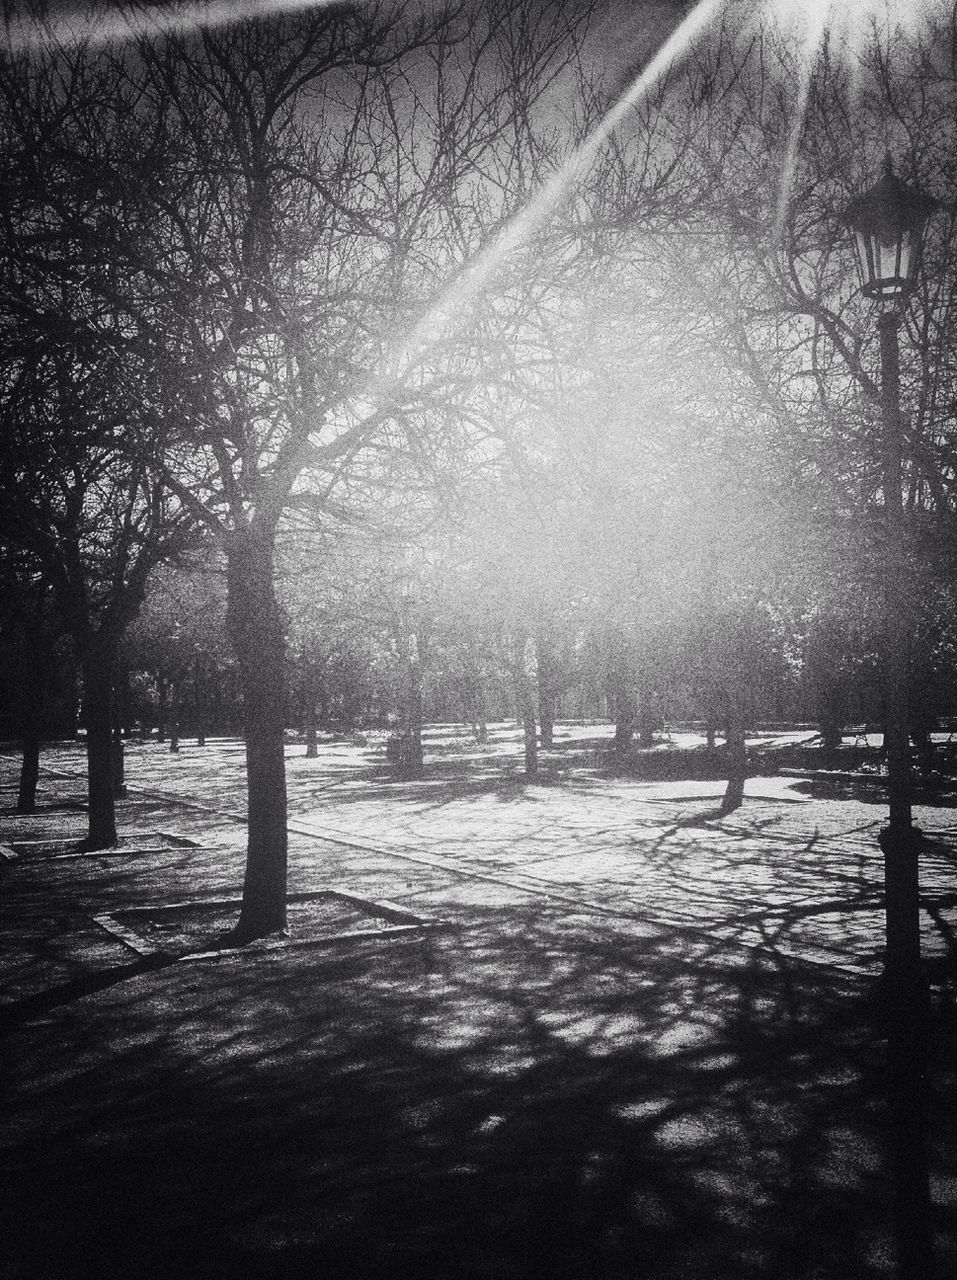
(103, 2, 598, 937)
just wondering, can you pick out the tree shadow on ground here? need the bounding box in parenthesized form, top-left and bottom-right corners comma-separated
(793, 776, 957, 807)
(2, 908, 955, 1280)
(612, 816, 956, 996)
(0, 800, 87, 816)
(290, 763, 609, 814)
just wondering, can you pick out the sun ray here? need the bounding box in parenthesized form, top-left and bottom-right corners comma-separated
(763, 0, 941, 57)
(388, 0, 726, 382)
(771, 2, 829, 242)
(3, 0, 343, 55)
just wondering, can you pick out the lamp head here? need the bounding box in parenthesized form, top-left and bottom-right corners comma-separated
(843, 155, 936, 300)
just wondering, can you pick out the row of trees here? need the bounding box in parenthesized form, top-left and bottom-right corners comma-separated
(8, 426, 957, 773)
(3, 2, 957, 936)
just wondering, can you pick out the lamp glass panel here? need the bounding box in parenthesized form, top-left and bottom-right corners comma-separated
(897, 228, 916, 283)
(853, 230, 874, 290)
(876, 232, 899, 285)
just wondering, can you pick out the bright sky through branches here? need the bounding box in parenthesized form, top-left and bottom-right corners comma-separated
(390, 0, 726, 378)
(4, 0, 945, 373)
(763, 0, 943, 237)
(392, 0, 945, 374)
(764, 0, 941, 51)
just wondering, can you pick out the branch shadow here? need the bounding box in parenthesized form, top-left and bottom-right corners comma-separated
(2, 908, 954, 1280)
(289, 764, 611, 815)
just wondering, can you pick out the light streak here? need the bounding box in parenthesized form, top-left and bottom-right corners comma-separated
(5, 0, 944, 389)
(764, 0, 939, 53)
(3, 0, 342, 54)
(771, 2, 828, 242)
(387, 0, 945, 379)
(391, 0, 726, 377)
(766, 1, 941, 240)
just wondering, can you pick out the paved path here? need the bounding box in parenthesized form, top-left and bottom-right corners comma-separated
(3, 738, 956, 997)
(2, 737, 956, 1280)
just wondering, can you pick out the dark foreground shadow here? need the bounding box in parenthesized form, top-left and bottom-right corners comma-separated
(0, 953, 174, 1030)
(1, 908, 955, 1280)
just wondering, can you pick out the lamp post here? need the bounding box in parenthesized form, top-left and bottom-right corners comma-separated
(843, 155, 937, 1280)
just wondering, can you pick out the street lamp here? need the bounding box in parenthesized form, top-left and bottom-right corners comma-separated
(843, 154, 936, 938)
(843, 155, 937, 1280)
(845, 155, 936, 301)
(844, 154, 936, 873)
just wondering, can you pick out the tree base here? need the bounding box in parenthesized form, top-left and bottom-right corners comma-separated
(76, 835, 118, 853)
(228, 917, 289, 947)
(718, 783, 744, 816)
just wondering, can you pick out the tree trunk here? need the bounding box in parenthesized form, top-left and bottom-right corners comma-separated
(16, 628, 45, 814)
(473, 680, 488, 745)
(466, 659, 488, 744)
(537, 630, 556, 749)
(820, 714, 843, 753)
(304, 675, 318, 758)
(521, 690, 538, 777)
(607, 634, 634, 751)
(398, 665, 424, 777)
(226, 527, 288, 942)
(637, 686, 656, 750)
(169, 685, 180, 753)
(17, 733, 40, 814)
(122, 668, 134, 737)
(111, 680, 127, 799)
(719, 695, 746, 816)
(82, 642, 118, 849)
(396, 627, 424, 778)
(705, 694, 717, 750)
(410, 677, 423, 770)
(157, 676, 168, 742)
(818, 679, 843, 751)
(910, 703, 935, 778)
(516, 636, 538, 778)
(64, 655, 79, 739)
(210, 673, 222, 735)
(194, 656, 208, 746)
(112, 721, 126, 797)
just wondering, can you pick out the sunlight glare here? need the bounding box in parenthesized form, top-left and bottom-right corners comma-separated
(3, 0, 342, 54)
(771, 2, 828, 241)
(763, 0, 944, 57)
(760, 0, 945, 240)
